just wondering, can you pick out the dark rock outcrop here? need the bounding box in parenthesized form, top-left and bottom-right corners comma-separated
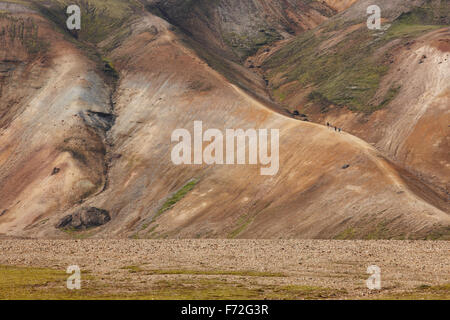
(56, 207, 111, 230)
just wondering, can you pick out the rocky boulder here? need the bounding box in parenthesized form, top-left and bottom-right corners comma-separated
(56, 207, 111, 230)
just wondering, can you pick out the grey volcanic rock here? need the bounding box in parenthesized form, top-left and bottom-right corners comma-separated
(56, 207, 111, 230)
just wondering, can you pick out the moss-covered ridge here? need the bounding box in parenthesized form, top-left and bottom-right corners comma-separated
(3, 0, 142, 44)
(147, 0, 337, 61)
(264, 0, 449, 113)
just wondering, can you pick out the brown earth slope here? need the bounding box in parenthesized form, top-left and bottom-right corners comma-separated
(261, 0, 450, 198)
(0, 1, 448, 239)
(0, 3, 112, 235)
(146, 0, 337, 60)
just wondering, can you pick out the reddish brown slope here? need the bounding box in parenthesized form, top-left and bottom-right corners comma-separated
(0, 5, 112, 234)
(146, 0, 338, 61)
(261, 0, 450, 199)
(0, 2, 448, 239)
(30, 12, 447, 240)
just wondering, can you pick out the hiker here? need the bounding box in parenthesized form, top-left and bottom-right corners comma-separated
(327, 122, 330, 128)
(339, 128, 342, 133)
(334, 126, 337, 131)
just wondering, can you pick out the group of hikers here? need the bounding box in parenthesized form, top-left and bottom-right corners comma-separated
(326, 122, 342, 133)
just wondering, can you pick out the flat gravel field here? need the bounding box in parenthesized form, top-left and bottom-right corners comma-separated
(0, 240, 448, 299)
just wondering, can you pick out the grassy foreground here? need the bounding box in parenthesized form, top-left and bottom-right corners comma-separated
(0, 265, 341, 300)
(1, 265, 448, 300)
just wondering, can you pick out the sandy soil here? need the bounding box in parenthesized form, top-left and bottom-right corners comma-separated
(0, 240, 448, 299)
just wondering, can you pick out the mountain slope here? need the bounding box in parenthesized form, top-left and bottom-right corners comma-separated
(262, 0, 449, 198)
(0, 2, 112, 233)
(146, 0, 339, 61)
(0, 0, 448, 239)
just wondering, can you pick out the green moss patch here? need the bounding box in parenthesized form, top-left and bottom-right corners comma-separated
(125, 267, 286, 278)
(264, 1, 449, 114)
(378, 283, 450, 300)
(0, 265, 95, 300)
(155, 179, 198, 219)
(0, 14, 50, 55)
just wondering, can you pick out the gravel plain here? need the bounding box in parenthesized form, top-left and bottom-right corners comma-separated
(0, 240, 449, 299)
